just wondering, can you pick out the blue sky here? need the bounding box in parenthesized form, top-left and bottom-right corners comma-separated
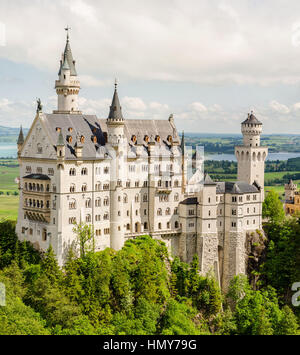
(1, 0, 300, 133)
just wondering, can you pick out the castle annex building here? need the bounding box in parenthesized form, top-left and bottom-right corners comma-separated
(16, 33, 268, 290)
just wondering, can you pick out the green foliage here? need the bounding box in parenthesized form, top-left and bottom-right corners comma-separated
(227, 275, 299, 335)
(72, 222, 95, 257)
(160, 299, 200, 335)
(0, 220, 298, 335)
(262, 190, 285, 223)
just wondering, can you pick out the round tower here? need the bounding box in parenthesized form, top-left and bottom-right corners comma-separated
(53, 28, 81, 114)
(235, 112, 268, 192)
(107, 81, 125, 251)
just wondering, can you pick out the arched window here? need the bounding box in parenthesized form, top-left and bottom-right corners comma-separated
(158, 222, 162, 229)
(69, 199, 76, 209)
(123, 194, 128, 203)
(86, 214, 91, 223)
(157, 208, 162, 216)
(95, 198, 101, 207)
(70, 184, 75, 193)
(144, 222, 148, 230)
(143, 194, 148, 202)
(174, 193, 179, 201)
(104, 197, 109, 206)
(81, 184, 87, 192)
(166, 207, 171, 215)
(135, 194, 139, 203)
(175, 221, 179, 229)
(85, 199, 91, 208)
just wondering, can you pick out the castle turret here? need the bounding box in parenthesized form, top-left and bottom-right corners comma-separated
(54, 28, 81, 114)
(107, 81, 125, 251)
(235, 112, 268, 194)
(56, 130, 65, 158)
(285, 179, 297, 202)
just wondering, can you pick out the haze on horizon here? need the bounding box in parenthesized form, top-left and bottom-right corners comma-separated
(1, 0, 300, 134)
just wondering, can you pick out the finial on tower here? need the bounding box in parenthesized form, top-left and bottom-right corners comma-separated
(65, 25, 71, 40)
(114, 78, 118, 90)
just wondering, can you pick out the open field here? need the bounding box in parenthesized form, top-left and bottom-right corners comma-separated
(0, 195, 18, 220)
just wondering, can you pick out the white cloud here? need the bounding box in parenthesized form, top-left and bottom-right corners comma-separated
(80, 75, 111, 87)
(122, 97, 147, 111)
(269, 100, 290, 114)
(190, 102, 208, 113)
(1, 0, 300, 85)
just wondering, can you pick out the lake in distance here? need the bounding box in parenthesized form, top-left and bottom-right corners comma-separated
(1, 142, 300, 161)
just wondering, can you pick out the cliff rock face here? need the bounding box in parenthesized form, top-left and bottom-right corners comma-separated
(245, 230, 267, 289)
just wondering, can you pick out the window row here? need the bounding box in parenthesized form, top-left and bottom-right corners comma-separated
(157, 207, 178, 216)
(24, 182, 50, 192)
(24, 198, 50, 209)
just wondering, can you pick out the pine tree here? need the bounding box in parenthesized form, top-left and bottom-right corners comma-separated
(40, 245, 63, 286)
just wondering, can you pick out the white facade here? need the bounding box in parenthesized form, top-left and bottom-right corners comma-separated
(15, 33, 267, 291)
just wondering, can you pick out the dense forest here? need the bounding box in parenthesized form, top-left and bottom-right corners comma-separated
(0, 192, 299, 335)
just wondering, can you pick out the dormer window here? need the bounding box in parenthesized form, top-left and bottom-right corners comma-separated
(68, 127, 73, 132)
(67, 136, 72, 143)
(93, 136, 97, 143)
(132, 135, 137, 143)
(155, 135, 160, 143)
(144, 135, 149, 143)
(80, 135, 85, 144)
(167, 135, 172, 143)
(56, 127, 61, 132)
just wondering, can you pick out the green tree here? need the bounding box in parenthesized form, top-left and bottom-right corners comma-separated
(72, 222, 95, 257)
(262, 190, 285, 223)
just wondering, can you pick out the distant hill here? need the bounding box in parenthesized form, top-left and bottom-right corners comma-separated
(0, 126, 29, 136)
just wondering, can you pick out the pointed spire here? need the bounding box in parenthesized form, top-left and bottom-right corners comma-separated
(58, 26, 77, 76)
(108, 80, 124, 121)
(57, 130, 64, 146)
(17, 126, 24, 145)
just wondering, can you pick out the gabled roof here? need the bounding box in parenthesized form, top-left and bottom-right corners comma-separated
(203, 173, 216, 186)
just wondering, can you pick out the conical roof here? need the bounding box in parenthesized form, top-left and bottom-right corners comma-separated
(242, 112, 262, 125)
(58, 34, 77, 76)
(17, 126, 24, 145)
(108, 82, 124, 121)
(57, 131, 64, 146)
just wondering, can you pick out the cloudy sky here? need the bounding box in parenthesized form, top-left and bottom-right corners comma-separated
(1, 0, 300, 133)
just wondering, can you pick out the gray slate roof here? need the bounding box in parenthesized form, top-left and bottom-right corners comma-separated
(17, 126, 24, 145)
(216, 181, 259, 194)
(42, 113, 178, 159)
(108, 88, 123, 121)
(58, 38, 77, 76)
(203, 173, 216, 185)
(242, 112, 262, 125)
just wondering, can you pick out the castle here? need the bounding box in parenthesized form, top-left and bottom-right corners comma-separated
(15, 32, 268, 291)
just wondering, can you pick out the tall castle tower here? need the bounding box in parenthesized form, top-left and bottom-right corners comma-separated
(235, 112, 268, 191)
(53, 28, 81, 114)
(107, 81, 125, 251)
